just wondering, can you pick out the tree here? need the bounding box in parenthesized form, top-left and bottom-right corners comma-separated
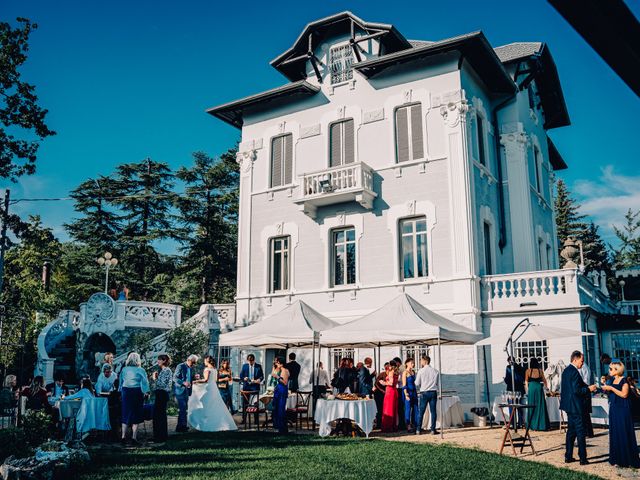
(174, 148, 238, 309)
(112, 158, 177, 299)
(612, 208, 640, 269)
(581, 222, 612, 274)
(554, 179, 588, 249)
(65, 176, 121, 253)
(0, 18, 55, 181)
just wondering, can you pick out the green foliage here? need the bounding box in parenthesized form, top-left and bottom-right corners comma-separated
(0, 427, 29, 461)
(21, 409, 52, 446)
(0, 18, 55, 181)
(612, 208, 640, 269)
(164, 321, 208, 363)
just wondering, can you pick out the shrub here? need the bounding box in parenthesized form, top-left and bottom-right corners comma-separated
(0, 427, 30, 462)
(22, 409, 53, 447)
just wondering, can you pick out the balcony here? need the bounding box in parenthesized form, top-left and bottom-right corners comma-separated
(295, 162, 377, 219)
(620, 300, 640, 316)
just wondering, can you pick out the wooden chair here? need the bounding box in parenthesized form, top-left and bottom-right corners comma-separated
(288, 391, 312, 430)
(241, 390, 266, 431)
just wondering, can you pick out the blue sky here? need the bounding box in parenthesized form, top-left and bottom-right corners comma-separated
(2, 0, 639, 250)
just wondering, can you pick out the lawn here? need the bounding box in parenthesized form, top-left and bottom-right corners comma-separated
(80, 432, 599, 480)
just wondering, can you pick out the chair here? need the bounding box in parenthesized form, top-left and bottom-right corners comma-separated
(287, 391, 312, 430)
(241, 390, 266, 431)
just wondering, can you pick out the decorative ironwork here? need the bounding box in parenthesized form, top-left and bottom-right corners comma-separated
(330, 45, 354, 85)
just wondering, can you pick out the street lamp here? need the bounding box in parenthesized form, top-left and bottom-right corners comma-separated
(97, 252, 118, 294)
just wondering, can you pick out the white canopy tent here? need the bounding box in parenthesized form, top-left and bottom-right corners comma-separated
(319, 293, 483, 438)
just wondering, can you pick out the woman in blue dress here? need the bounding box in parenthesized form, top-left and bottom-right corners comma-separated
(601, 361, 640, 468)
(402, 358, 419, 432)
(272, 356, 290, 434)
(119, 352, 150, 445)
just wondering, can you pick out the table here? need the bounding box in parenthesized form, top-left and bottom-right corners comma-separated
(259, 392, 297, 410)
(492, 395, 609, 426)
(496, 403, 536, 456)
(314, 399, 377, 438)
(591, 397, 609, 425)
(421, 395, 464, 430)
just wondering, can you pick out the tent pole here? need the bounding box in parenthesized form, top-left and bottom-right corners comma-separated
(311, 334, 317, 409)
(482, 345, 493, 428)
(438, 336, 443, 439)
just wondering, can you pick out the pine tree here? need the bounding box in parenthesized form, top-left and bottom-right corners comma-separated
(612, 208, 640, 268)
(174, 148, 238, 309)
(581, 222, 612, 274)
(554, 179, 588, 248)
(112, 158, 177, 299)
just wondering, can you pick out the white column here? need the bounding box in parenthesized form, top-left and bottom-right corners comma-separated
(501, 123, 536, 272)
(235, 149, 256, 325)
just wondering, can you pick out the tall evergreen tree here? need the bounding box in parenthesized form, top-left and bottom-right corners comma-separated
(554, 179, 588, 248)
(581, 222, 612, 274)
(612, 208, 640, 268)
(65, 176, 121, 253)
(175, 148, 238, 309)
(113, 158, 176, 298)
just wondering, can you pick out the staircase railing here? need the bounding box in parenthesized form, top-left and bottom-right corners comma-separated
(35, 310, 80, 383)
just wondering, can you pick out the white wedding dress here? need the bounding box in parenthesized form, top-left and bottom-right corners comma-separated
(188, 367, 238, 432)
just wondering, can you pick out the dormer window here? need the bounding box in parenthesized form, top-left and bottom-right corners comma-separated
(329, 44, 354, 84)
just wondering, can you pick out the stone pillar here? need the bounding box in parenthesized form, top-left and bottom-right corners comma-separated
(501, 122, 536, 272)
(235, 149, 256, 325)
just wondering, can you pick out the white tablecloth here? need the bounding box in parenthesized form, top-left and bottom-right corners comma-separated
(492, 396, 609, 426)
(259, 392, 297, 409)
(421, 395, 464, 430)
(75, 397, 110, 433)
(314, 399, 377, 437)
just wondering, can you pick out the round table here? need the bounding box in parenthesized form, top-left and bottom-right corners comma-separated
(314, 399, 377, 437)
(421, 395, 464, 430)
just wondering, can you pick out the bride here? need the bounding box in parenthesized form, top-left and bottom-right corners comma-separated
(188, 355, 238, 432)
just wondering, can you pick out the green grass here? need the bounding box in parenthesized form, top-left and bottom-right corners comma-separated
(81, 432, 598, 480)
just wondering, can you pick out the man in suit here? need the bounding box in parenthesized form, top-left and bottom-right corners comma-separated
(560, 350, 597, 465)
(504, 356, 526, 428)
(357, 357, 374, 397)
(239, 354, 264, 423)
(46, 373, 69, 399)
(173, 354, 198, 432)
(285, 352, 301, 393)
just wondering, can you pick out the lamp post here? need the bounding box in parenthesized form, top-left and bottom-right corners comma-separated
(97, 252, 118, 294)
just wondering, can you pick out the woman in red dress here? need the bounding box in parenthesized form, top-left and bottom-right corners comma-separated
(381, 360, 399, 432)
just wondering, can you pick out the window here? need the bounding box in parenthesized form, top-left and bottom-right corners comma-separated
(400, 217, 428, 280)
(483, 222, 493, 275)
(533, 146, 542, 193)
(332, 227, 356, 286)
(401, 345, 430, 362)
(546, 244, 553, 269)
(269, 236, 290, 292)
(538, 238, 545, 270)
(329, 119, 355, 167)
(270, 134, 293, 187)
(514, 340, 548, 370)
(331, 348, 354, 372)
(395, 104, 424, 163)
(329, 44, 354, 84)
(612, 332, 640, 380)
(219, 346, 232, 361)
(528, 84, 537, 110)
(476, 112, 486, 166)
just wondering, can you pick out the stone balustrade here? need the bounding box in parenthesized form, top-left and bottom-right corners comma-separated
(122, 301, 182, 329)
(620, 300, 640, 316)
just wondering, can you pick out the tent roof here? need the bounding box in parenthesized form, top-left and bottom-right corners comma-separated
(218, 300, 340, 348)
(319, 293, 482, 347)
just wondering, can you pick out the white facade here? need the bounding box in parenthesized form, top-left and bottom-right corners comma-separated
(209, 12, 586, 412)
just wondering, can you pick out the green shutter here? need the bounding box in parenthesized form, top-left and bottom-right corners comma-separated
(284, 134, 293, 185)
(330, 122, 342, 167)
(271, 136, 282, 187)
(344, 119, 355, 164)
(410, 104, 424, 160)
(396, 107, 409, 163)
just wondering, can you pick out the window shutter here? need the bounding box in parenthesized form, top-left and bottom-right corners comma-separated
(410, 104, 424, 160)
(396, 107, 409, 163)
(330, 122, 342, 167)
(271, 136, 282, 187)
(343, 119, 355, 164)
(284, 134, 293, 185)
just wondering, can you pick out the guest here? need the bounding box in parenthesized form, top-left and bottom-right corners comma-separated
(23, 376, 53, 414)
(311, 362, 331, 398)
(373, 363, 389, 428)
(119, 352, 150, 445)
(402, 358, 419, 432)
(357, 358, 374, 397)
(504, 356, 526, 428)
(66, 378, 95, 399)
(239, 354, 263, 424)
(560, 350, 597, 465)
(272, 356, 290, 434)
(46, 374, 69, 399)
(173, 354, 198, 433)
(332, 358, 356, 393)
(525, 358, 549, 431)
(600, 353, 612, 379)
(285, 352, 301, 393)
(95, 364, 118, 395)
(415, 355, 439, 435)
(628, 377, 640, 422)
(578, 361, 594, 437)
(0, 375, 18, 411)
(601, 362, 640, 468)
(217, 359, 234, 413)
(152, 354, 172, 443)
(381, 360, 399, 432)
(393, 356, 406, 430)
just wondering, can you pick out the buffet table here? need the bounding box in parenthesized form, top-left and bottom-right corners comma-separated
(421, 395, 464, 430)
(314, 399, 377, 438)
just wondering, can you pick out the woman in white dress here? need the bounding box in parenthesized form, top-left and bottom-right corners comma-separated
(188, 355, 238, 432)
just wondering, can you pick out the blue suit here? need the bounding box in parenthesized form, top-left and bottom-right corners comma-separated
(560, 364, 591, 462)
(239, 362, 263, 423)
(173, 362, 193, 430)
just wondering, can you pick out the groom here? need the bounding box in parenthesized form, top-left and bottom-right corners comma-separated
(174, 354, 198, 432)
(239, 354, 263, 424)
